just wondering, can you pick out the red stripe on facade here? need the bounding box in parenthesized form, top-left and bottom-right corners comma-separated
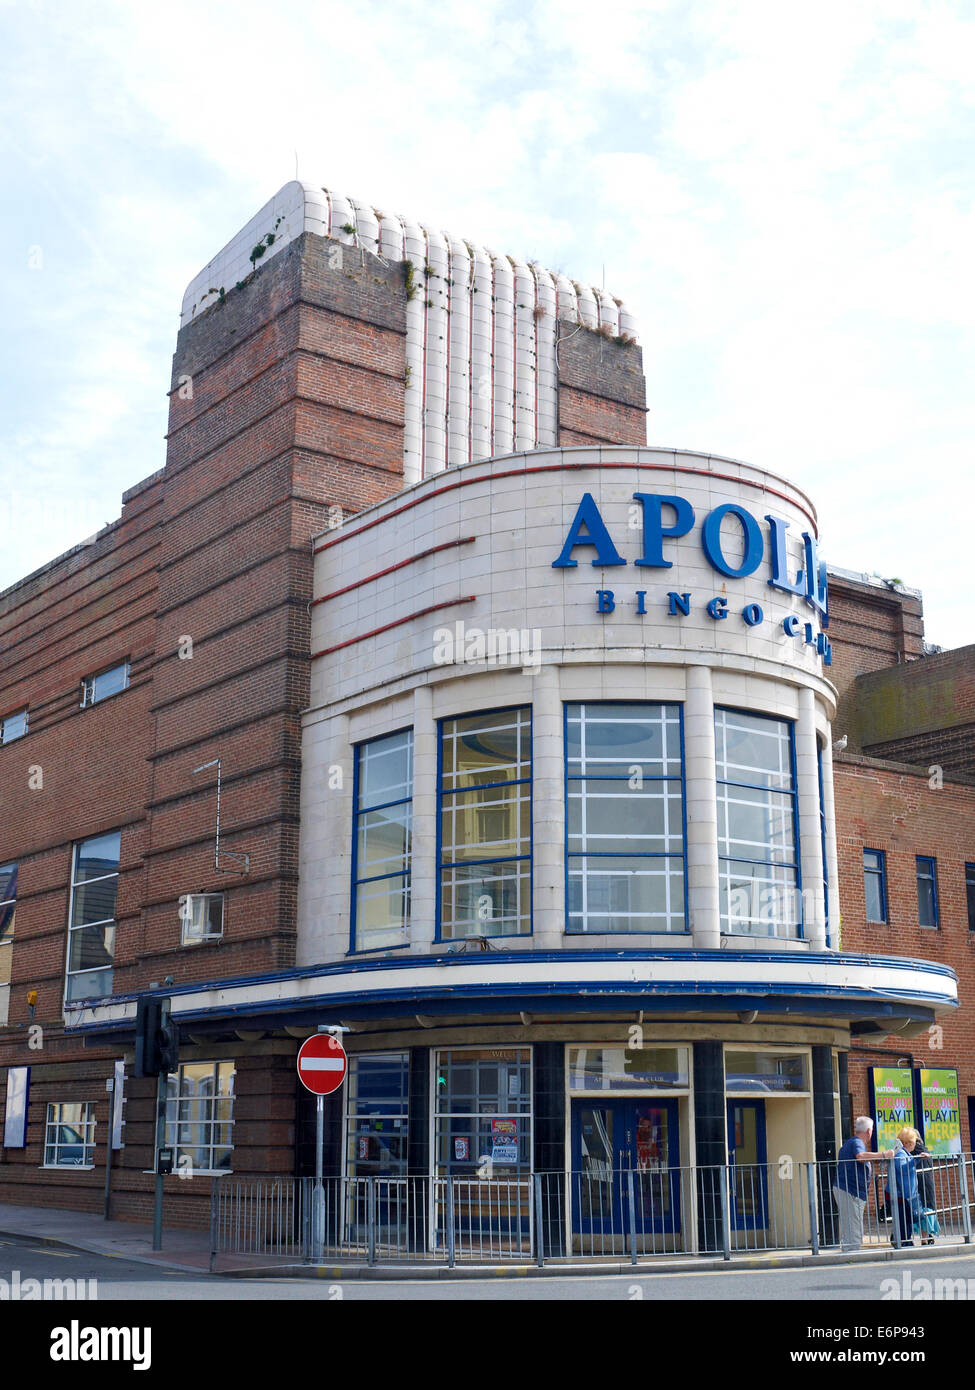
(314, 460, 818, 554)
(311, 595, 476, 659)
(312, 536, 477, 605)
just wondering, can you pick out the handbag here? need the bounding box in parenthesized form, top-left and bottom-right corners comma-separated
(920, 1209, 940, 1237)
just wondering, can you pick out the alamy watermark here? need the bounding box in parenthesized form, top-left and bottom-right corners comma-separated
(881, 1271, 975, 1300)
(433, 622, 541, 673)
(0, 1270, 97, 1300)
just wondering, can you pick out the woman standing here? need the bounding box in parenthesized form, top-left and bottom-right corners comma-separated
(912, 1132, 938, 1245)
(886, 1126, 920, 1248)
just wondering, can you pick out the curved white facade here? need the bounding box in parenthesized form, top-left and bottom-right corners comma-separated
(299, 446, 842, 967)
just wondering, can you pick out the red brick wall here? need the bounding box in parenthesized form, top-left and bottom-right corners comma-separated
(826, 576, 924, 742)
(834, 754, 975, 1150)
(0, 227, 651, 1225)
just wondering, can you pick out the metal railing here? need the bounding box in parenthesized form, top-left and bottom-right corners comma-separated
(209, 1154, 975, 1270)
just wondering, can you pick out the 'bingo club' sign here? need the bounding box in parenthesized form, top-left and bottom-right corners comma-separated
(552, 492, 831, 664)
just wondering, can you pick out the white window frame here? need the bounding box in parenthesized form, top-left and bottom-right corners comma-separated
(0, 709, 28, 743)
(43, 1101, 96, 1169)
(80, 661, 130, 709)
(179, 892, 225, 945)
(65, 831, 120, 1005)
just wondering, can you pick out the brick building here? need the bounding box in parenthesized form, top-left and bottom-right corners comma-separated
(0, 182, 968, 1247)
(826, 569, 975, 1150)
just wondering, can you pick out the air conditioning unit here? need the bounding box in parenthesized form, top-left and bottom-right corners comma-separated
(180, 893, 224, 944)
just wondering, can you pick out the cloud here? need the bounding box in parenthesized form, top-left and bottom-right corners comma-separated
(0, 0, 972, 645)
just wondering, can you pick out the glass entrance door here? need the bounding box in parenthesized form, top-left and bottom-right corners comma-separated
(572, 1099, 680, 1235)
(727, 1099, 768, 1230)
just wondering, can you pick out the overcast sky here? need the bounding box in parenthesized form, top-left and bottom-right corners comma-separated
(1, 1, 972, 646)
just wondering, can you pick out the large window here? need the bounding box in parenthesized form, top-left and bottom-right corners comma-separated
(438, 709, 531, 939)
(346, 1053, 409, 1176)
(44, 1102, 96, 1168)
(715, 708, 800, 938)
(566, 702, 686, 933)
(967, 864, 975, 932)
(434, 1048, 531, 1176)
(916, 856, 938, 928)
(353, 730, 413, 950)
(0, 862, 15, 990)
(164, 1061, 235, 1173)
(864, 849, 888, 924)
(66, 830, 120, 1003)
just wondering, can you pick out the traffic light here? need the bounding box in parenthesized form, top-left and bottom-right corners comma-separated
(134, 996, 179, 1077)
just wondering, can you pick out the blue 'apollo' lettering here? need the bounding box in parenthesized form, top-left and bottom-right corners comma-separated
(554, 491, 828, 621)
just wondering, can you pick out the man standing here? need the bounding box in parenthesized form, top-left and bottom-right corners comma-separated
(833, 1117, 892, 1253)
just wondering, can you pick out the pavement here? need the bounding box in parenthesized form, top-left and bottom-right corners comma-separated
(0, 1199, 971, 1281)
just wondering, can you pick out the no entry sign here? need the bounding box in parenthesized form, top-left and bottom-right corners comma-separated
(296, 1033, 348, 1096)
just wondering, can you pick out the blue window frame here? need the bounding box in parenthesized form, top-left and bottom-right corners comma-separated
(817, 743, 830, 946)
(967, 864, 975, 933)
(351, 729, 413, 952)
(863, 849, 887, 924)
(565, 702, 687, 933)
(916, 855, 938, 928)
(714, 708, 801, 939)
(437, 708, 531, 939)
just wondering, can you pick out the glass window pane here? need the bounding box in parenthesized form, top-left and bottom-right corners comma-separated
(357, 804, 411, 877)
(568, 1046, 690, 1091)
(715, 709, 793, 789)
(93, 664, 128, 701)
(357, 731, 413, 809)
(918, 864, 937, 927)
(441, 783, 529, 860)
(440, 860, 530, 937)
(726, 1050, 808, 1093)
(568, 780, 683, 855)
(0, 863, 16, 905)
(1, 710, 28, 742)
(72, 877, 118, 926)
(566, 703, 681, 777)
(720, 860, 800, 936)
(568, 856, 685, 933)
(64, 966, 113, 1002)
(68, 923, 116, 972)
(75, 832, 121, 882)
(441, 709, 530, 790)
(717, 784, 796, 864)
(355, 875, 410, 948)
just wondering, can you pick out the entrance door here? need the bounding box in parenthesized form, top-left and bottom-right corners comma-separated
(572, 1099, 680, 1235)
(727, 1100, 768, 1230)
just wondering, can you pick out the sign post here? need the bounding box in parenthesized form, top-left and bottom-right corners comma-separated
(297, 1030, 348, 1262)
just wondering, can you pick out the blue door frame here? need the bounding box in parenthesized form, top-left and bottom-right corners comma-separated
(727, 1099, 768, 1230)
(571, 1099, 681, 1236)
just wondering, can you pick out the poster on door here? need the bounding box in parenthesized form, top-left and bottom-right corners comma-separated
(919, 1069, 962, 1154)
(871, 1067, 915, 1150)
(636, 1113, 663, 1172)
(490, 1118, 518, 1165)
